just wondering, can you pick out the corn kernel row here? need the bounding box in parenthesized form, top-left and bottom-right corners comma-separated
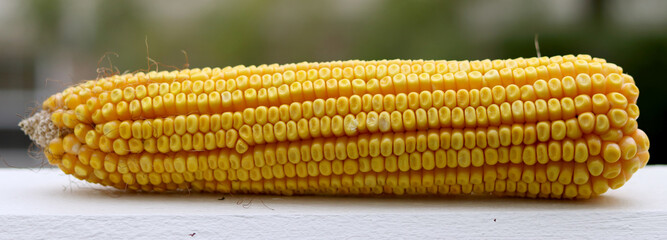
(66, 167, 616, 199)
(70, 72, 636, 124)
(43, 54, 619, 112)
(65, 94, 638, 150)
(74, 69, 629, 113)
(74, 86, 635, 136)
(56, 129, 648, 178)
(77, 113, 638, 160)
(48, 65, 627, 121)
(79, 103, 635, 154)
(53, 145, 645, 199)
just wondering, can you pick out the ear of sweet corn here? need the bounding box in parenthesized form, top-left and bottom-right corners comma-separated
(21, 54, 649, 199)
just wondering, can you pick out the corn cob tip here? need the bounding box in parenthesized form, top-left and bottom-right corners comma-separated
(19, 110, 68, 148)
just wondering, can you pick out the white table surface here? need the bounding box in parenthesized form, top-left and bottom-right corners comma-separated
(1, 166, 666, 239)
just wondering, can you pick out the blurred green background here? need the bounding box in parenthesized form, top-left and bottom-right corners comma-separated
(1, 0, 665, 167)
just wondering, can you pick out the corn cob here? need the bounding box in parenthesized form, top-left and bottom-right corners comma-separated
(19, 54, 649, 199)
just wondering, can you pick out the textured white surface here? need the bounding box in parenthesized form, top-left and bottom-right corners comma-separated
(1, 166, 667, 239)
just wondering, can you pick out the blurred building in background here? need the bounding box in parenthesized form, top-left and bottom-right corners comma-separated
(1, 0, 666, 167)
